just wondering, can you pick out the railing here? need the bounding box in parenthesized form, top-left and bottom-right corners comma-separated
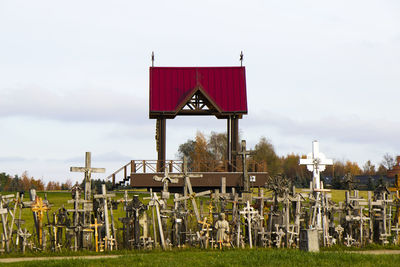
(107, 158, 267, 186)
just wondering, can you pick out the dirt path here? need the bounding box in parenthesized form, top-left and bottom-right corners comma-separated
(0, 254, 121, 263)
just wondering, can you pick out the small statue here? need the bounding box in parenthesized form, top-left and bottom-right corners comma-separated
(215, 213, 229, 244)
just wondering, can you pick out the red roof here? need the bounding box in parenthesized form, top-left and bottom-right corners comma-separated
(149, 67, 247, 118)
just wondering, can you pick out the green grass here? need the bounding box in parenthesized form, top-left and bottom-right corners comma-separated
(3, 248, 400, 267)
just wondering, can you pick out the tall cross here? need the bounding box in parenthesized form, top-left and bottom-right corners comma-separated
(90, 218, 103, 252)
(70, 152, 106, 201)
(299, 141, 333, 190)
(387, 156, 400, 225)
(94, 184, 115, 250)
(238, 140, 252, 192)
(239, 201, 259, 248)
(31, 196, 51, 246)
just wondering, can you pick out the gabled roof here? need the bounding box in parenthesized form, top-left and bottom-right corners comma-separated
(149, 67, 248, 118)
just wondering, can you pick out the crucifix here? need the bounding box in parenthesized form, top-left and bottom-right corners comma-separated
(70, 152, 106, 201)
(239, 201, 259, 248)
(299, 141, 332, 228)
(237, 140, 252, 193)
(153, 167, 182, 201)
(299, 141, 333, 191)
(31, 196, 51, 247)
(94, 184, 115, 250)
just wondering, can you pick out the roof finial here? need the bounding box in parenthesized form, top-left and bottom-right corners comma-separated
(151, 51, 154, 67)
(240, 51, 244, 67)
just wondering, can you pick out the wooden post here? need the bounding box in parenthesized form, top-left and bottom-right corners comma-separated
(156, 118, 166, 172)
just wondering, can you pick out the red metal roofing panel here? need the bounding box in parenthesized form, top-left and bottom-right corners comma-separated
(149, 67, 247, 115)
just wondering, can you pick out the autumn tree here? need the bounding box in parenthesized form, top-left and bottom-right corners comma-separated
(363, 160, 376, 175)
(252, 137, 281, 176)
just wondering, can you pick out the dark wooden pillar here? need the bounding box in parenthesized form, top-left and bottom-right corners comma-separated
(226, 117, 232, 171)
(231, 115, 239, 171)
(156, 118, 166, 172)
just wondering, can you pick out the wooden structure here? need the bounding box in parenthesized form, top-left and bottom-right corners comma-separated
(108, 159, 268, 191)
(150, 66, 247, 172)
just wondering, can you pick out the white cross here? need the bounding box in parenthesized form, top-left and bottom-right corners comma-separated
(299, 141, 332, 190)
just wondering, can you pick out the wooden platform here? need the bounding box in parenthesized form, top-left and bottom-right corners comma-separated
(130, 172, 268, 191)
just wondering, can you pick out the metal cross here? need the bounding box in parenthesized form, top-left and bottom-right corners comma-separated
(90, 218, 103, 252)
(31, 196, 50, 246)
(299, 141, 333, 190)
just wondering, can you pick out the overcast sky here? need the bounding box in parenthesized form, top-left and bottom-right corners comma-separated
(1, 1, 399, 184)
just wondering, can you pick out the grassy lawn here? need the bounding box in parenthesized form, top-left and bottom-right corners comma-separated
(2, 249, 400, 267)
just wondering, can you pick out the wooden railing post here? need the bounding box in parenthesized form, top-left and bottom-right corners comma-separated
(112, 174, 115, 186)
(143, 160, 146, 173)
(131, 160, 136, 174)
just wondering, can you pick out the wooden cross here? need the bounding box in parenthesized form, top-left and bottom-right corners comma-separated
(31, 196, 50, 246)
(145, 192, 166, 249)
(0, 194, 12, 252)
(90, 218, 103, 252)
(153, 167, 182, 200)
(67, 188, 91, 226)
(94, 184, 115, 247)
(70, 152, 105, 201)
(17, 228, 31, 253)
(237, 140, 252, 192)
(387, 156, 400, 223)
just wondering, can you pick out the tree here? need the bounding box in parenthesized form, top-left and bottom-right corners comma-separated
(382, 153, 395, 170)
(363, 160, 376, 175)
(207, 131, 227, 161)
(344, 161, 362, 176)
(252, 137, 281, 176)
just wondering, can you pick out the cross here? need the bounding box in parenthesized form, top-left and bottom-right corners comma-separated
(237, 140, 252, 192)
(182, 156, 203, 210)
(94, 184, 115, 246)
(70, 152, 106, 201)
(299, 141, 333, 190)
(239, 201, 259, 248)
(17, 228, 31, 253)
(153, 167, 182, 200)
(387, 156, 400, 223)
(31, 196, 50, 246)
(90, 218, 103, 252)
(0, 194, 12, 252)
(145, 192, 166, 250)
(240, 51, 244, 67)
(174, 171, 210, 221)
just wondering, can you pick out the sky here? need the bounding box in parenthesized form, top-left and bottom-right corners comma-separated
(0, 0, 399, 184)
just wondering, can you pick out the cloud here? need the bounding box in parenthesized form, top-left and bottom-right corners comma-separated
(248, 111, 400, 149)
(0, 87, 148, 124)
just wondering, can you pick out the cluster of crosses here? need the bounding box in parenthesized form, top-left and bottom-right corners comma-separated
(1, 142, 400, 253)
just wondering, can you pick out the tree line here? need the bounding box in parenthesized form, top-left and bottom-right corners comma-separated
(178, 131, 396, 189)
(0, 171, 72, 192)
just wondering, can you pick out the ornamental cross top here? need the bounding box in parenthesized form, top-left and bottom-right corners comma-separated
(299, 141, 333, 174)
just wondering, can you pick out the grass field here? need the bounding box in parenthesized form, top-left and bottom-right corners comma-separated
(2, 249, 400, 267)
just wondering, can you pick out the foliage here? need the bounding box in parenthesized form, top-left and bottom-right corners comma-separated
(0, 171, 72, 192)
(251, 137, 281, 176)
